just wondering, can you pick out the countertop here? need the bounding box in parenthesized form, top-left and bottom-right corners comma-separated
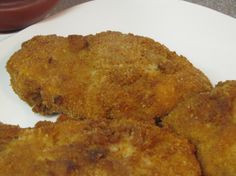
(53, 0, 236, 18)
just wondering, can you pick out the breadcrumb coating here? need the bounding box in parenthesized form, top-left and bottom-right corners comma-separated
(164, 81, 236, 176)
(0, 116, 201, 176)
(7, 31, 212, 122)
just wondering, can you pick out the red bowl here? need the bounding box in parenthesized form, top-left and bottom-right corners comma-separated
(0, 0, 59, 32)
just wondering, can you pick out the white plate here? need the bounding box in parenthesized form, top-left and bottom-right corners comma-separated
(0, 0, 235, 127)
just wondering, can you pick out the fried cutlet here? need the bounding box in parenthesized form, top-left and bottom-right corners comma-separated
(0, 123, 20, 151)
(163, 81, 236, 176)
(0, 116, 201, 176)
(7, 31, 212, 122)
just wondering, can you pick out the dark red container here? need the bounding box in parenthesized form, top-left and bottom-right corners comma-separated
(0, 0, 59, 32)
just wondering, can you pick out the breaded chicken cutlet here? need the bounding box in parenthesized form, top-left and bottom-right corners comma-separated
(163, 81, 236, 176)
(0, 116, 201, 176)
(7, 31, 212, 122)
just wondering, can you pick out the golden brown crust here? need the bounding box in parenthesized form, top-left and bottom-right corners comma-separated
(0, 117, 201, 176)
(7, 31, 212, 122)
(0, 123, 20, 151)
(163, 80, 236, 176)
